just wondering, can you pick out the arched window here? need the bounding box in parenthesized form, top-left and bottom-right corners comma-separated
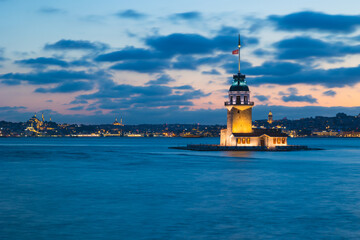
(282, 138, 286, 144)
(236, 96, 240, 104)
(273, 138, 276, 144)
(242, 138, 246, 144)
(277, 138, 281, 144)
(230, 96, 233, 104)
(247, 138, 250, 144)
(244, 96, 248, 103)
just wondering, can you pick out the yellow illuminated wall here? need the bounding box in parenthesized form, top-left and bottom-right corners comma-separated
(227, 105, 253, 133)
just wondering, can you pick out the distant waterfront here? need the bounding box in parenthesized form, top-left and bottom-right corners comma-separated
(1, 112, 360, 138)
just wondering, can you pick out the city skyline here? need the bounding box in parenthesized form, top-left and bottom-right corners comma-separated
(1, 0, 360, 124)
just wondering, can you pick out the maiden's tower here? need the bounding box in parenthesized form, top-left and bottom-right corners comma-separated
(220, 35, 288, 148)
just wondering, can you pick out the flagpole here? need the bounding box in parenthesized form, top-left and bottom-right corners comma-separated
(238, 34, 241, 74)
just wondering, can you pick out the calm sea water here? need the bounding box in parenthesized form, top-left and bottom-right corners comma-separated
(0, 137, 360, 239)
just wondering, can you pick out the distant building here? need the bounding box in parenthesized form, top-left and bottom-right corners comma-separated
(27, 113, 42, 129)
(339, 131, 360, 137)
(312, 131, 339, 137)
(268, 111, 273, 124)
(113, 117, 124, 126)
(220, 36, 288, 148)
(25, 113, 57, 135)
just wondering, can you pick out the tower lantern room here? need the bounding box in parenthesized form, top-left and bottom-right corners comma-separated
(227, 73, 252, 105)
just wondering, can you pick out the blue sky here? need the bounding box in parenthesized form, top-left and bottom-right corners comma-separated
(1, 0, 360, 124)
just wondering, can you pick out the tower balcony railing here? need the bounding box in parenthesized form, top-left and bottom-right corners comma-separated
(225, 101, 254, 106)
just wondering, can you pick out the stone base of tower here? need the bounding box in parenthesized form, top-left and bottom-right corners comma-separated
(220, 128, 236, 146)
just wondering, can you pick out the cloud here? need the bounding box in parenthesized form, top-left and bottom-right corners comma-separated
(0, 70, 104, 85)
(217, 26, 239, 36)
(111, 60, 170, 73)
(246, 61, 303, 76)
(0, 106, 27, 111)
(323, 90, 337, 97)
(74, 80, 209, 110)
(287, 87, 298, 95)
(222, 59, 252, 74)
(15, 57, 69, 68)
(80, 15, 106, 24)
(67, 106, 84, 111)
(69, 60, 95, 67)
(146, 33, 215, 55)
(253, 48, 272, 57)
(169, 11, 202, 21)
(15, 57, 95, 69)
(173, 85, 194, 90)
(254, 95, 269, 101)
(44, 39, 108, 51)
(146, 75, 175, 85)
(145, 33, 258, 56)
(282, 94, 318, 103)
(274, 36, 360, 60)
(35, 81, 94, 93)
(79, 84, 172, 100)
(116, 9, 146, 19)
(171, 55, 198, 70)
(269, 11, 360, 33)
(94, 32, 257, 73)
(251, 64, 360, 87)
(38, 7, 66, 14)
(95, 47, 167, 62)
(202, 69, 220, 75)
(172, 55, 229, 71)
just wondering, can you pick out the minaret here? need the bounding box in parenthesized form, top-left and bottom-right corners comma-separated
(226, 35, 254, 133)
(268, 111, 273, 124)
(42, 113, 45, 122)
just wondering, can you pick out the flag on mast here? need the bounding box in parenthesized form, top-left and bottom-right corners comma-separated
(232, 49, 239, 54)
